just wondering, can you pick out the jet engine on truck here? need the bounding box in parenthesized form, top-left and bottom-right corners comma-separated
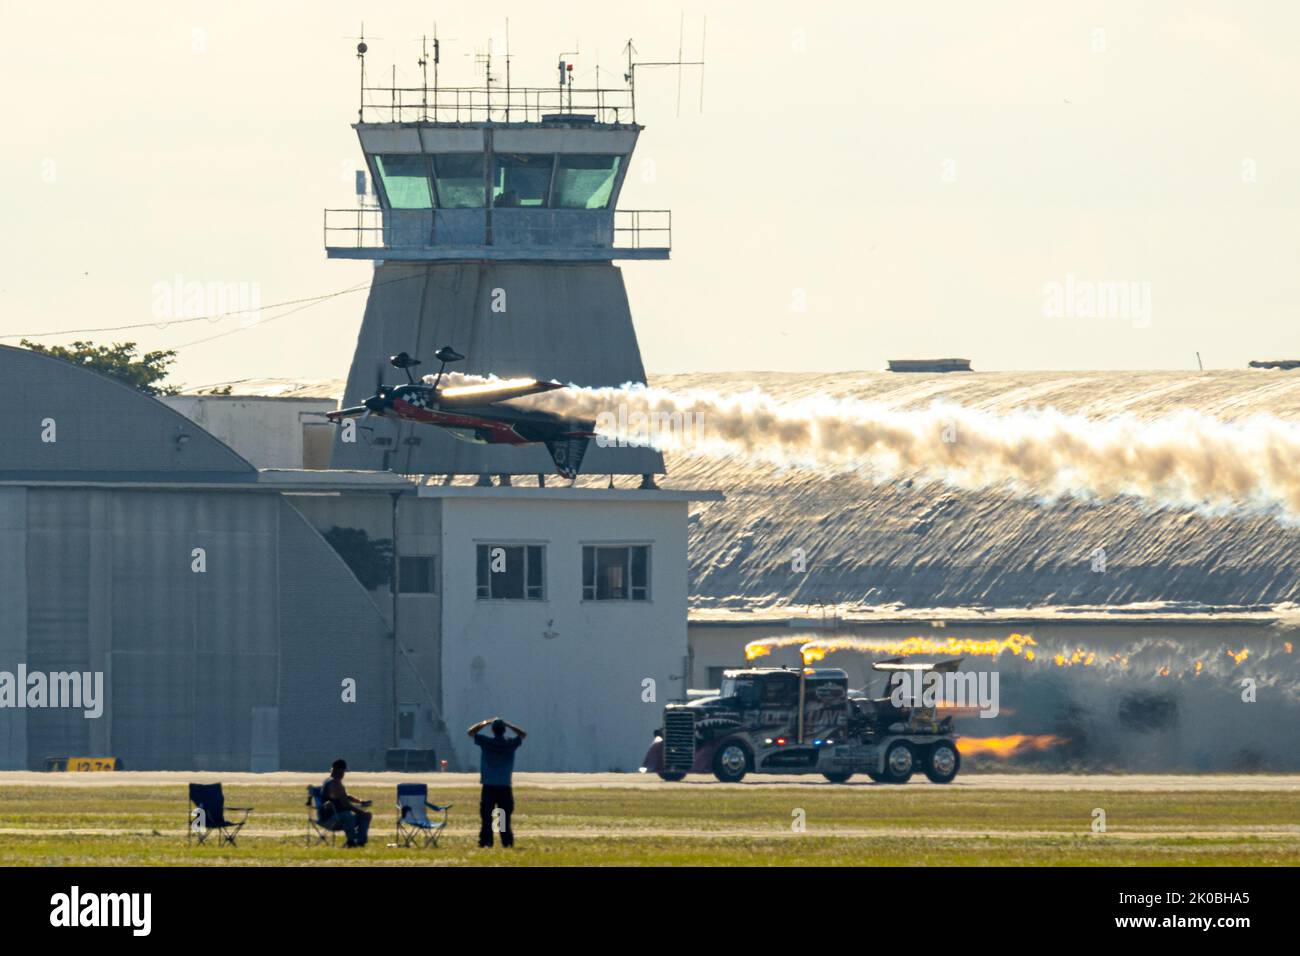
(640, 661, 962, 784)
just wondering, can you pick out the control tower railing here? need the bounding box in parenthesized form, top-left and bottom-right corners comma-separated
(323, 207, 670, 261)
(359, 85, 636, 124)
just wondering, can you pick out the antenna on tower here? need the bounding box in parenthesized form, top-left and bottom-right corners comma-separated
(623, 18, 706, 123)
(346, 24, 386, 121)
(699, 16, 707, 114)
(416, 28, 452, 121)
(474, 45, 494, 119)
(558, 43, 580, 113)
(419, 26, 456, 120)
(350, 23, 370, 122)
(418, 35, 431, 121)
(676, 13, 684, 117)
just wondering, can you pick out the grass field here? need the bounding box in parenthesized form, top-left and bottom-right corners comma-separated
(1, 775, 1297, 865)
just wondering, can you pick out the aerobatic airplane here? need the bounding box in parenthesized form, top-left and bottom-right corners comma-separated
(326, 347, 596, 479)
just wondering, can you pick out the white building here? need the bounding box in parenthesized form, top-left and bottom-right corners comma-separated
(284, 482, 718, 772)
(161, 394, 337, 470)
(430, 485, 710, 772)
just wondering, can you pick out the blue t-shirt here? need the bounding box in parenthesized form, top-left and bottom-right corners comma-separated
(474, 733, 523, 786)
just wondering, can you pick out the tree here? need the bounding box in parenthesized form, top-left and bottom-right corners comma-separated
(323, 527, 394, 590)
(20, 339, 179, 396)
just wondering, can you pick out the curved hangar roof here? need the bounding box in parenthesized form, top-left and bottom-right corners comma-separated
(0, 345, 255, 481)
(657, 370, 1300, 613)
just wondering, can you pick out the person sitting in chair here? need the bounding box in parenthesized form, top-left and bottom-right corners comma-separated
(322, 758, 372, 848)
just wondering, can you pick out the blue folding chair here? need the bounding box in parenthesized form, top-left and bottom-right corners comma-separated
(187, 783, 252, 846)
(306, 785, 344, 846)
(395, 783, 451, 848)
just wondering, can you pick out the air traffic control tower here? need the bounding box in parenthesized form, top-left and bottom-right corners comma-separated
(326, 42, 672, 481)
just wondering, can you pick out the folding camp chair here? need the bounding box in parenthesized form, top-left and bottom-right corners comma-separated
(187, 783, 252, 846)
(306, 785, 344, 846)
(395, 783, 451, 848)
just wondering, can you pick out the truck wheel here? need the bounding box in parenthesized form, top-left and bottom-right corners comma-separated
(657, 771, 686, 782)
(712, 741, 750, 783)
(867, 771, 888, 783)
(882, 741, 916, 783)
(823, 772, 854, 784)
(924, 741, 960, 784)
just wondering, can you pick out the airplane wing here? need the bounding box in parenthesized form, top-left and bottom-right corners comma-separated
(327, 405, 369, 423)
(438, 377, 565, 406)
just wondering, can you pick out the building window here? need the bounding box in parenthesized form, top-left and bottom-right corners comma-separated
(582, 545, 650, 601)
(476, 544, 545, 600)
(492, 153, 554, 207)
(432, 153, 485, 208)
(553, 154, 622, 208)
(398, 556, 437, 594)
(374, 154, 432, 209)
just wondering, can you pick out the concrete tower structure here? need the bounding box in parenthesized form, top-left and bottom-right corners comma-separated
(327, 48, 670, 479)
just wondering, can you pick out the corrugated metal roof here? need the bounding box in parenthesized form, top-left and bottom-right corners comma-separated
(654, 370, 1300, 613)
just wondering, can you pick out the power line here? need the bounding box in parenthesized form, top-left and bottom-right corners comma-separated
(2, 272, 425, 344)
(173, 297, 334, 350)
(173, 271, 428, 350)
(0, 284, 370, 341)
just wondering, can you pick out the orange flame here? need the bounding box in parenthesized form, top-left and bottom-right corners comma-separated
(1285, 642, 1293, 654)
(797, 633, 1038, 666)
(1226, 648, 1249, 665)
(958, 734, 1063, 757)
(743, 636, 814, 662)
(1052, 649, 1097, 668)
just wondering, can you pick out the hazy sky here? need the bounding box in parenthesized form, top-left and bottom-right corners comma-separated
(3, 1, 1298, 388)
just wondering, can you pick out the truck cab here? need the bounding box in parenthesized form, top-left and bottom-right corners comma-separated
(641, 664, 961, 785)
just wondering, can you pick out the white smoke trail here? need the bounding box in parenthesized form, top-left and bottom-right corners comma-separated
(508, 381, 1300, 517)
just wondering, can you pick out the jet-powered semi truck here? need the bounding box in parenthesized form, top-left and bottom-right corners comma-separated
(640, 661, 962, 784)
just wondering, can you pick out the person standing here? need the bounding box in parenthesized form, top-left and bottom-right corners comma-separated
(467, 717, 526, 848)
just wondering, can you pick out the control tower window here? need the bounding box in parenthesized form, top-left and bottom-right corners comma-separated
(553, 155, 622, 209)
(492, 153, 554, 207)
(432, 154, 485, 208)
(374, 154, 432, 209)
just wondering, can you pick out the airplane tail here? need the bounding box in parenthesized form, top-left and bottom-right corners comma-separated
(545, 434, 592, 480)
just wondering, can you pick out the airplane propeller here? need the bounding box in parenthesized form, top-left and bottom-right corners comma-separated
(360, 362, 393, 419)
